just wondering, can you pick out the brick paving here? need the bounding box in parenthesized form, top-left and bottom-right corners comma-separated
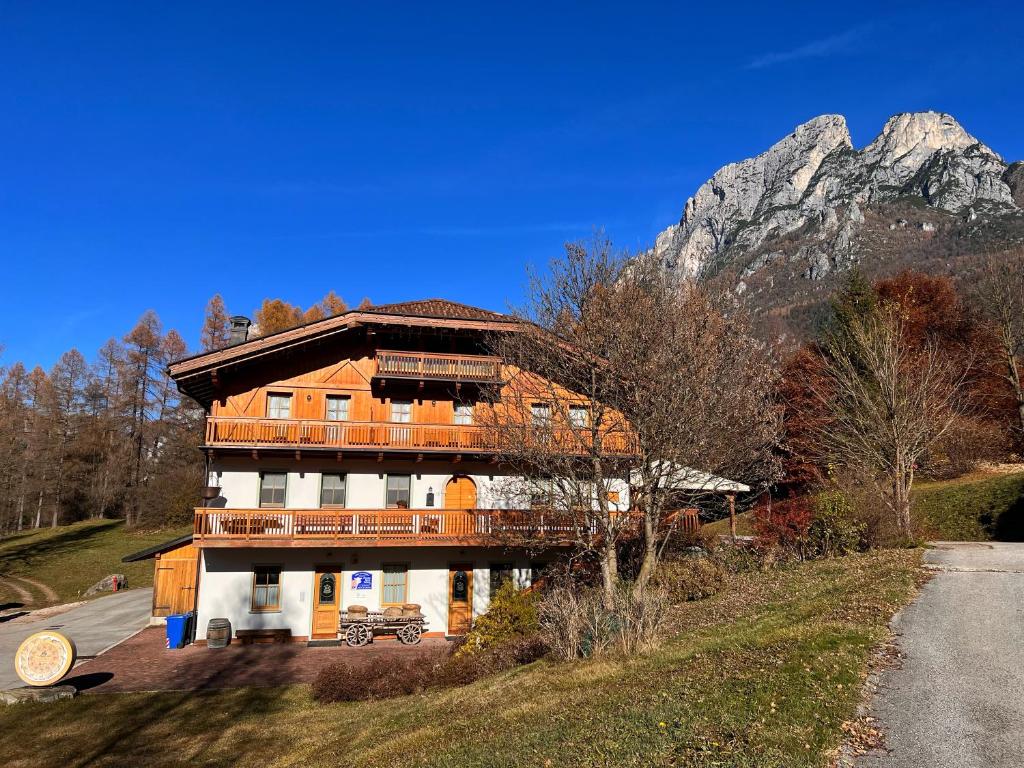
(66, 628, 449, 693)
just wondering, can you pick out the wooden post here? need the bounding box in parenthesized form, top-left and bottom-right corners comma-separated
(728, 493, 737, 541)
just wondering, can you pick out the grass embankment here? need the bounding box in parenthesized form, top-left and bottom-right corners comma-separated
(0, 519, 190, 607)
(912, 469, 1024, 541)
(704, 511, 754, 536)
(0, 549, 923, 768)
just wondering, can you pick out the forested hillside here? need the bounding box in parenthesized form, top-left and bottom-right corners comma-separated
(0, 291, 356, 534)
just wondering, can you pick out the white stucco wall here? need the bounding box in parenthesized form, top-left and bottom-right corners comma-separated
(207, 456, 630, 512)
(195, 546, 533, 641)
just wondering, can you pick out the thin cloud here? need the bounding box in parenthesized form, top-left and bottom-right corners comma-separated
(746, 25, 873, 70)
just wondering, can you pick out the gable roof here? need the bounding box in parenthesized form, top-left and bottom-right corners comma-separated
(363, 299, 507, 322)
(167, 299, 524, 407)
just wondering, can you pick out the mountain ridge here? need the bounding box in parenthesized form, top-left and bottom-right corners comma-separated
(653, 111, 1024, 341)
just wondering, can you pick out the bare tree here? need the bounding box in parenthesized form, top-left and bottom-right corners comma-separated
(609, 254, 781, 592)
(972, 251, 1024, 442)
(810, 305, 971, 538)
(481, 238, 635, 609)
(483, 238, 782, 602)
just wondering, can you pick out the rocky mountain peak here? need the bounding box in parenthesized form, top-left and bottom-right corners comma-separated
(654, 111, 1020, 282)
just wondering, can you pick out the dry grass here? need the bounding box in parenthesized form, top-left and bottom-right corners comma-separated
(0, 549, 924, 767)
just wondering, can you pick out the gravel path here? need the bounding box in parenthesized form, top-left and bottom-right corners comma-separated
(856, 542, 1024, 767)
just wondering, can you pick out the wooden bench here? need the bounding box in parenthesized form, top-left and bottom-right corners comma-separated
(235, 629, 292, 645)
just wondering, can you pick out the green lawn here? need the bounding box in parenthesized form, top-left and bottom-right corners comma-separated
(912, 470, 1024, 541)
(0, 519, 191, 607)
(0, 549, 923, 767)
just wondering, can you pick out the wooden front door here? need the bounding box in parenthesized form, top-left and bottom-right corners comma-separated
(447, 564, 473, 635)
(311, 566, 341, 639)
(445, 475, 477, 509)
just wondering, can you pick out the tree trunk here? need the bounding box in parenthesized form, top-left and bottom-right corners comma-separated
(632, 489, 660, 598)
(1004, 342, 1024, 440)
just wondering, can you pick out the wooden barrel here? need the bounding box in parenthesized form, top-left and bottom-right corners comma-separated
(383, 606, 403, 618)
(401, 603, 421, 617)
(207, 618, 232, 649)
(346, 605, 368, 619)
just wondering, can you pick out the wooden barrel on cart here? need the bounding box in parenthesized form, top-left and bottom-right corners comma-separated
(383, 606, 404, 618)
(207, 618, 232, 649)
(401, 603, 421, 617)
(346, 604, 368, 618)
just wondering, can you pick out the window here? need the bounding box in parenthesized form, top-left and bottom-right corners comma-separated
(326, 395, 350, 421)
(382, 564, 408, 605)
(386, 474, 411, 509)
(531, 402, 551, 425)
(453, 403, 474, 425)
(259, 472, 287, 508)
(320, 474, 346, 507)
(252, 565, 282, 611)
(569, 405, 589, 429)
(390, 399, 412, 423)
(490, 563, 514, 596)
(267, 393, 292, 419)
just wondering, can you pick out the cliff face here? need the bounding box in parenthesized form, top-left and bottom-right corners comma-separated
(653, 112, 1024, 342)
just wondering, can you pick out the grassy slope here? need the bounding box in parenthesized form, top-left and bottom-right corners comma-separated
(911, 470, 1024, 541)
(703, 511, 755, 536)
(0, 549, 923, 768)
(0, 520, 191, 607)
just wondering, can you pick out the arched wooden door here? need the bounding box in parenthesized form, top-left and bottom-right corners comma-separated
(444, 475, 477, 509)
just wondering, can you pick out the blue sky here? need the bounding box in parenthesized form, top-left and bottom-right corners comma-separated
(2, 1, 1023, 368)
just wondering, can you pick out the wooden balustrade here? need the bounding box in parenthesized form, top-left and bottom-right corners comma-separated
(203, 416, 637, 456)
(375, 350, 502, 382)
(205, 418, 495, 452)
(193, 507, 623, 547)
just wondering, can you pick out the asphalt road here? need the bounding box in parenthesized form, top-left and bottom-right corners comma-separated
(0, 588, 153, 689)
(857, 542, 1024, 767)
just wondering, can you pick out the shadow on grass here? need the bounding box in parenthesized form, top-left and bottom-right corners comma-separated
(63, 672, 114, 692)
(993, 496, 1024, 541)
(0, 521, 121, 575)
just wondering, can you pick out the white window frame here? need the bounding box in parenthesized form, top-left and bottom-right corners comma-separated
(259, 472, 287, 508)
(385, 474, 412, 509)
(267, 393, 292, 419)
(325, 394, 350, 421)
(319, 473, 347, 508)
(390, 399, 413, 423)
(453, 403, 474, 425)
(569, 405, 589, 428)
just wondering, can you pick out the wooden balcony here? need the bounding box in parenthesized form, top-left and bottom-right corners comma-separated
(193, 507, 617, 548)
(204, 416, 636, 456)
(374, 350, 502, 383)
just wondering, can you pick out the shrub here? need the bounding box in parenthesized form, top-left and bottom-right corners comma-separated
(456, 580, 538, 657)
(538, 580, 669, 660)
(655, 556, 726, 602)
(753, 495, 813, 557)
(313, 635, 549, 704)
(806, 491, 867, 557)
(311, 658, 432, 703)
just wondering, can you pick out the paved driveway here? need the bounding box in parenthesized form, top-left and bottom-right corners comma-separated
(0, 588, 153, 689)
(856, 542, 1024, 767)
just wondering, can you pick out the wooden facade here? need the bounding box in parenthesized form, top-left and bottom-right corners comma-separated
(122, 535, 200, 617)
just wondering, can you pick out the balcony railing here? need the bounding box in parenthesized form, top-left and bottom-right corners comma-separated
(193, 507, 630, 547)
(205, 417, 495, 452)
(204, 417, 637, 456)
(374, 350, 502, 383)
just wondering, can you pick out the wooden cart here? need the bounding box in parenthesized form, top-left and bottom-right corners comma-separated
(339, 610, 427, 647)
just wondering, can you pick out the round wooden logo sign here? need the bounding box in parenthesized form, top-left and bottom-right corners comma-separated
(14, 631, 77, 687)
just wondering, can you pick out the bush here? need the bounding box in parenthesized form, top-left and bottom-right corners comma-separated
(655, 556, 726, 602)
(312, 635, 549, 704)
(753, 496, 813, 557)
(456, 580, 538, 657)
(806, 491, 867, 557)
(311, 658, 432, 703)
(538, 580, 668, 660)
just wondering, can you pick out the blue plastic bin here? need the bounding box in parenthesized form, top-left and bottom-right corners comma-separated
(166, 612, 192, 649)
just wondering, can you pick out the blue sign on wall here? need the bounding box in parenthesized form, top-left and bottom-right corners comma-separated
(351, 571, 373, 591)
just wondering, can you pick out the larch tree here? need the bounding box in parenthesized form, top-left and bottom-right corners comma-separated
(254, 298, 305, 336)
(200, 294, 232, 351)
